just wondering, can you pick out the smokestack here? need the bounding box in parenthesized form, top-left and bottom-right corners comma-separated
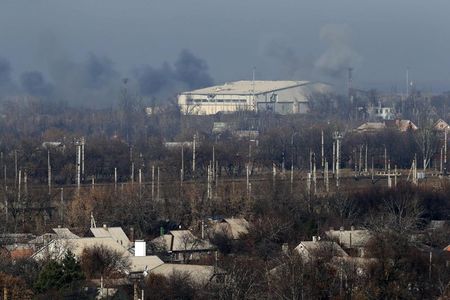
(135, 240, 146, 257)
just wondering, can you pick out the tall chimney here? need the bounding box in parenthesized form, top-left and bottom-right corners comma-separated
(135, 240, 146, 257)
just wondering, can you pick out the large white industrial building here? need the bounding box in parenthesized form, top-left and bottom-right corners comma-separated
(178, 80, 332, 115)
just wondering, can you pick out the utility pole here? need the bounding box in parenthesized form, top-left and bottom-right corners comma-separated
(365, 144, 368, 173)
(114, 167, 117, 191)
(333, 132, 343, 188)
(332, 142, 336, 174)
(81, 137, 85, 180)
(445, 128, 448, 175)
(321, 130, 325, 169)
(394, 165, 397, 187)
(14, 150, 17, 188)
(181, 146, 184, 185)
(312, 153, 317, 195)
(157, 167, 160, 201)
(192, 134, 196, 173)
(246, 163, 250, 200)
(60, 188, 64, 225)
(151, 165, 155, 200)
(47, 149, 51, 195)
(76, 143, 81, 193)
(387, 161, 392, 188)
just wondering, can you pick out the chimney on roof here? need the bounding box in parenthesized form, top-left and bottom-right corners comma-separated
(312, 236, 317, 242)
(340, 226, 344, 231)
(282, 243, 289, 255)
(350, 226, 355, 231)
(135, 240, 146, 257)
(103, 224, 108, 230)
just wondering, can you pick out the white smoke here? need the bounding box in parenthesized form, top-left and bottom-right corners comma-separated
(314, 24, 362, 78)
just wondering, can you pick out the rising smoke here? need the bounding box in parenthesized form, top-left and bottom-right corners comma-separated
(314, 24, 362, 79)
(134, 49, 214, 99)
(262, 25, 362, 83)
(20, 71, 54, 97)
(0, 57, 12, 86)
(0, 49, 214, 107)
(263, 36, 314, 79)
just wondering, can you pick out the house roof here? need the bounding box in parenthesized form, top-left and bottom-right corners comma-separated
(325, 229, 372, 248)
(31, 237, 131, 260)
(434, 119, 449, 131)
(152, 230, 214, 252)
(28, 233, 56, 245)
(129, 256, 164, 273)
(356, 122, 386, 132)
(90, 226, 131, 248)
(215, 218, 250, 239)
(150, 263, 218, 284)
(428, 220, 449, 230)
(295, 241, 348, 258)
(385, 119, 418, 131)
(52, 227, 79, 239)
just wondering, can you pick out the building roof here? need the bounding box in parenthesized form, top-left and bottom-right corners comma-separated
(90, 226, 131, 248)
(129, 255, 164, 273)
(214, 218, 250, 240)
(434, 119, 449, 131)
(182, 80, 311, 96)
(325, 229, 372, 248)
(53, 227, 80, 239)
(356, 122, 386, 132)
(32, 237, 131, 260)
(295, 241, 348, 258)
(150, 263, 218, 284)
(152, 230, 214, 252)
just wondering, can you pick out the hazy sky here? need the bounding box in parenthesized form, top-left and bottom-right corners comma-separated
(1, 0, 450, 103)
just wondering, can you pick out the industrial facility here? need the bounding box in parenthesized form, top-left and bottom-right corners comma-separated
(178, 80, 332, 115)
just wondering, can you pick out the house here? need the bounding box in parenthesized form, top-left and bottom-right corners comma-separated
(150, 230, 215, 262)
(325, 228, 372, 257)
(212, 218, 250, 240)
(434, 119, 449, 132)
(294, 236, 348, 261)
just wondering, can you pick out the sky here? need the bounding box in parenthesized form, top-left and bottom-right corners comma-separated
(1, 0, 450, 106)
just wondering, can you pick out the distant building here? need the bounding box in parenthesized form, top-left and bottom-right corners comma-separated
(212, 218, 250, 240)
(178, 80, 332, 115)
(355, 122, 386, 133)
(90, 225, 131, 249)
(355, 119, 418, 133)
(294, 236, 348, 261)
(434, 119, 449, 132)
(367, 106, 395, 120)
(150, 230, 215, 262)
(325, 227, 372, 257)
